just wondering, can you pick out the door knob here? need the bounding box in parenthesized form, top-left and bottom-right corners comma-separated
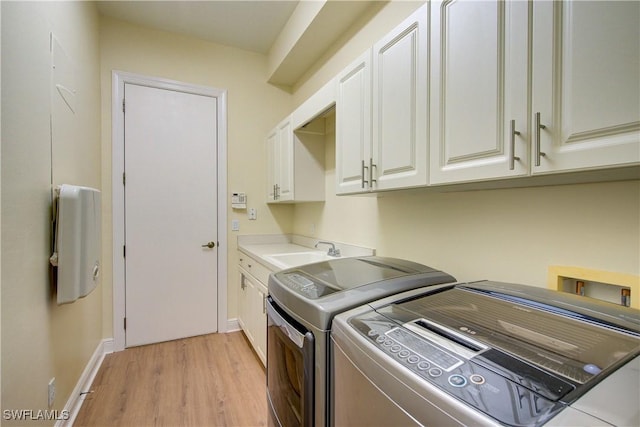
(201, 241, 216, 249)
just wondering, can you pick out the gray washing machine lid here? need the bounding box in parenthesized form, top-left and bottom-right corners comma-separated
(340, 281, 640, 426)
(273, 257, 440, 299)
(268, 256, 456, 330)
(372, 281, 640, 388)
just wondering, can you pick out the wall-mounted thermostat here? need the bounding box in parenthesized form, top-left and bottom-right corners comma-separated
(231, 192, 247, 209)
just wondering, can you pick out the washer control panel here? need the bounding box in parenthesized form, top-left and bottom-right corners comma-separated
(278, 272, 337, 299)
(348, 312, 563, 426)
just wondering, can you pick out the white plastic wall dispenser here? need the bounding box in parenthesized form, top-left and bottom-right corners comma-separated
(51, 184, 101, 304)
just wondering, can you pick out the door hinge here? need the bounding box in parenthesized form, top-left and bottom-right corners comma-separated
(122, 98, 125, 113)
(122, 172, 126, 186)
(124, 317, 127, 330)
(123, 245, 126, 258)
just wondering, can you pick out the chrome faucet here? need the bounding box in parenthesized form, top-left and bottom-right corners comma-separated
(315, 241, 341, 257)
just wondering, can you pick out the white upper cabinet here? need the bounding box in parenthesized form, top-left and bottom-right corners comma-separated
(266, 127, 278, 202)
(266, 116, 293, 202)
(431, 0, 639, 185)
(277, 119, 294, 201)
(336, 4, 428, 194)
(266, 114, 325, 203)
(372, 4, 428, 191)
(532, 0, 640, 174)
(430, 0, 529, 184)
(336, 49, 372, 195)
(267, 79, 334, 203)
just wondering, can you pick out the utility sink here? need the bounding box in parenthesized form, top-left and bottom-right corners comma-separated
(264, 251, 335, 270)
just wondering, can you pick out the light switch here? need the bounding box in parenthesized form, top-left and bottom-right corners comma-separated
(231, 219, 240, 231)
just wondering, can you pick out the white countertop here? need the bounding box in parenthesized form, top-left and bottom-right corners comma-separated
(237, 234, 375, 271)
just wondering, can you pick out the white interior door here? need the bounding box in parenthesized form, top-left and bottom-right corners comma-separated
(124, 83, 218, 347)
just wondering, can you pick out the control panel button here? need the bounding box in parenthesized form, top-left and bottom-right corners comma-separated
(428, 368, 443, 377)
(367, 329, 378, 337)
(417, 361, 431, 371)
(383, 339, 393, 347)
(469, 374, 485, 385)
(390, 345, 402, 353)
(376, 336, 386, 344)
(448, 374, 467, 388)
(407, 355, 420, 364)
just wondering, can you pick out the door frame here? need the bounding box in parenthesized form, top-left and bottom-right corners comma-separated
(111, 71, 228, 351)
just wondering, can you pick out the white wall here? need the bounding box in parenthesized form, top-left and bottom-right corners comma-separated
(1, 0, 102, 418)
(99, 16, 294, 336)
(291, 1, 640, 288)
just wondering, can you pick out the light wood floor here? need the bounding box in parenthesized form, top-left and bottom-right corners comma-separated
(74, 332, 268, 427)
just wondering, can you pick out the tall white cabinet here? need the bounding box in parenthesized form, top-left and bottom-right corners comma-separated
(430, 0, 640, 185)
(336, 4, 428, 194)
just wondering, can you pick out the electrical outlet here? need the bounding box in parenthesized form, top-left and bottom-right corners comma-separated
(48, 378, 56, 408)
(248, 208, 257, 220)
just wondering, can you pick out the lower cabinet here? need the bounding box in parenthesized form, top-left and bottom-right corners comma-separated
(237, 253, 270, 366)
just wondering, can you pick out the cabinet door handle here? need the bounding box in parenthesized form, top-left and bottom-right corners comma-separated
(535, 112, 547, 167)
(275, 184, 280, 200)
(361, 160, 369, 189)
(509, 119, 521, 171)
(369, 158, 377, 187)
(262, 295, 266, 314)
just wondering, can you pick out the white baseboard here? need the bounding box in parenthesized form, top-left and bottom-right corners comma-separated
(57, 338, 114, 427)
(226, 318, 240, 332)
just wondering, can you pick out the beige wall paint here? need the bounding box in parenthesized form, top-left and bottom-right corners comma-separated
(99, 17, 294, 337)
(292, 1, 640, 288)
(375, 181, 640, 285)
(1, 0, 102, 418)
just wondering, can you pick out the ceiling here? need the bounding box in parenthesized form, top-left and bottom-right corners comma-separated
(96, 0, 382, 88)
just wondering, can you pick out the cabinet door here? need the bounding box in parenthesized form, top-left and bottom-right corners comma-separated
(372, 5, 428, 190)
(253, 281, 267, 365)
(277, 118, 294, 201)
(266, 129, 278, 202)
(430, 0, 529, 185)
(336, 49, 372, 195)
(532, 1, 640, 174)
(238, 268, 253, 343)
